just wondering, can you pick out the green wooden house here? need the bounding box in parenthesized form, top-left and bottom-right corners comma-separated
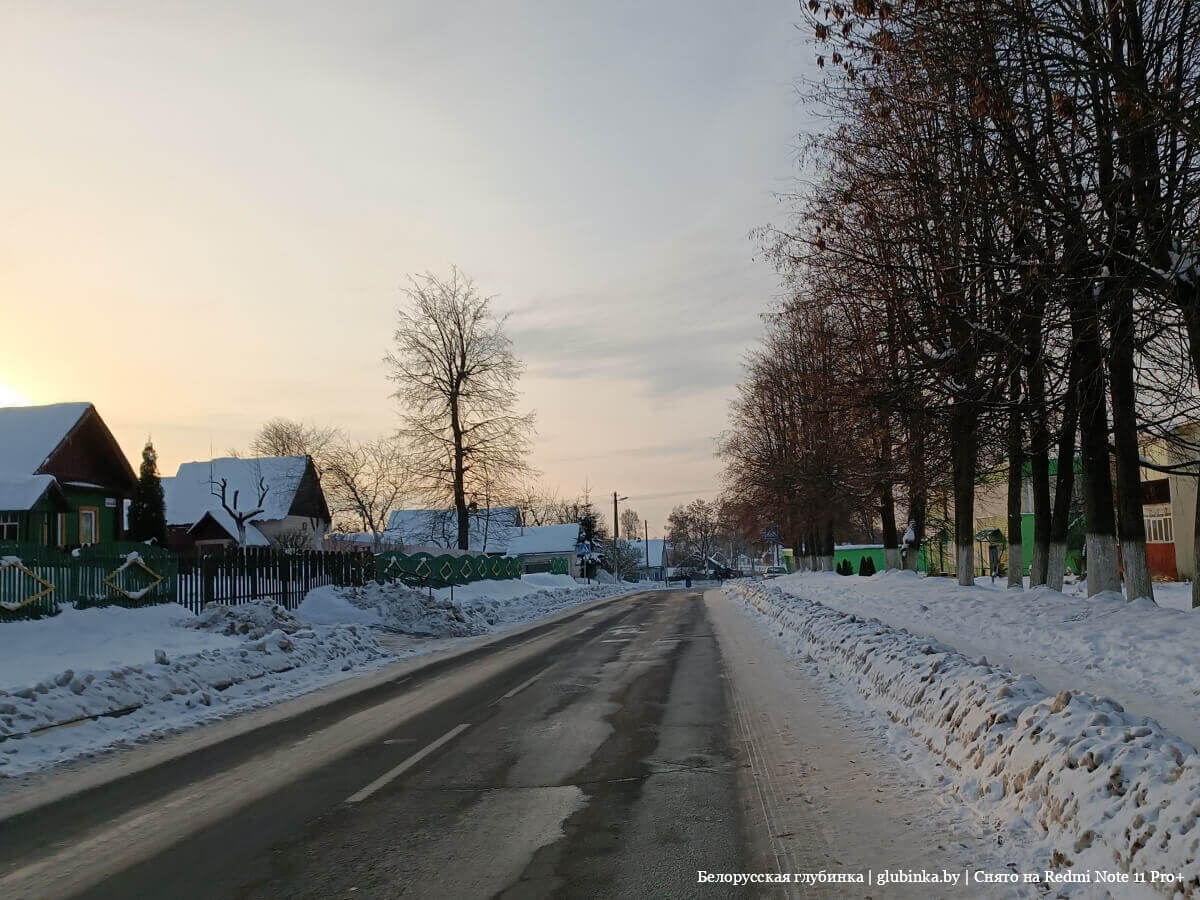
(0, 402, 136, 547)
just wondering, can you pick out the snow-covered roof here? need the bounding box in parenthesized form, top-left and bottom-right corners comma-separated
(0, 403, 91, 475)
(637, 539, 666, 568)
(505, 524, 580, 557)
(385, 507, 520, 552)
(0, 475, 60, 511)
(186, 510, 270, 546)
(166, 457, 309, 527)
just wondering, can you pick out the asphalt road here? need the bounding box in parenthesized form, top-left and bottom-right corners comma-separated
(0, 590, 754, 899)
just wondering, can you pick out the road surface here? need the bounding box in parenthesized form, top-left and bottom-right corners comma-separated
(0, 589, 988, 898)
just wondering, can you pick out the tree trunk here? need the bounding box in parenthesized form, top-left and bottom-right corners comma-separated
(450, 396, 470, 551)
(1108, 286, 1153, 601)
(1006, 367, 1024, 590)
(1075, 299, 1121, 596)
(1025, 250, 1052, 586)
(904, 411, 927, 572)
(879, 415, 901, 570)
(1047, 355, 1080, 592)
(952, 401, 977, 586)
(1178, 286, 1200, 608)
(819, 517, 834, 572)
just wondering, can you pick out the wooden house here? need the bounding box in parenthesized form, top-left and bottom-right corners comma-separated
(0, 402, 136, 546)
(162, 456, 331, 551)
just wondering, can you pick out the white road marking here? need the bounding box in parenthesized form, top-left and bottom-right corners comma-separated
(382, 738, 417, 745)
(572, 626, 590, 636)
(493, 667, 552, 704)
(600, 639, 634, 643)
(346, 724, 470, 804)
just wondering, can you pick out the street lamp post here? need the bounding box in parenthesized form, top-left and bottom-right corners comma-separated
(612, 491, 628, 578)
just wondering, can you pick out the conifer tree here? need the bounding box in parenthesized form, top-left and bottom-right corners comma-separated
(127, 440, 168, 546)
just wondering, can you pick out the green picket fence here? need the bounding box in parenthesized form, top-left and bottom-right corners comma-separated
(0, 541, 179, 620)
(374, 551, 523, 589)
(0, 542, 370, 619)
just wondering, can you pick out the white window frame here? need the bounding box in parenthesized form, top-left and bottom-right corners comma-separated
(1144, 514, 1173, 544)
(0, 514, 18, 541)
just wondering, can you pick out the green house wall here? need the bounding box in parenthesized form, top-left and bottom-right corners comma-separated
(0, 486, 123, 545)
(832, 545, 929, 573)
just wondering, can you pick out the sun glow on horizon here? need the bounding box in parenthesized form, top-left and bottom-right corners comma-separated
(0, 382, 30, 407)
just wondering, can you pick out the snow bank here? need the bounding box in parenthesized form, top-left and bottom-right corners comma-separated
(0, 603, 389, 776)
(774, 570, 1200, 748)
(726, 581, 1200, 895)
(0, 603, 232, 688)
(299, 577, 628, 638)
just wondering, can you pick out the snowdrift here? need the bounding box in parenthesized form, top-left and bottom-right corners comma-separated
(0, 602, 389, 776)
(299, 578, 628, 637)
(726, 581, 1200, 895)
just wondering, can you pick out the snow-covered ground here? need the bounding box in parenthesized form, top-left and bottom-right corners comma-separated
(727, 575, 1200, 895)
(772, 570, 1200, 749)
(0, 576, 633, 778)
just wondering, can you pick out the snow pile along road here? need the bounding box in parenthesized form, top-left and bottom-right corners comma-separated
(773, 570, 1200, 748)
(300, 576, 629, 637)
(725, 580, 1200, 895)
(0, 602, 389, 776)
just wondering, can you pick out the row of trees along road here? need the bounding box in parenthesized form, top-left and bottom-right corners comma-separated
(722, 0, 1200, 605)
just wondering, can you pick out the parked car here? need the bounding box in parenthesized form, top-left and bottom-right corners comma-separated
(763, 565, 788, 579)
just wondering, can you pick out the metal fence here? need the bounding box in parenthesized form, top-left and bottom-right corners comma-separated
(0, 542, 540, 620)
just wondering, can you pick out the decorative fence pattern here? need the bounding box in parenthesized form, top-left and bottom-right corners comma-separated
(373, 551, 522, 589)
(0, 542, 372, 619)
(0, 542, 529, 620)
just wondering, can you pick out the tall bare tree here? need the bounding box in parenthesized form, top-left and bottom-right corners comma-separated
(385, 268, 536, 551)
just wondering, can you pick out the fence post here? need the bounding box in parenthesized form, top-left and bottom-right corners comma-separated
(202, 554, 215, 607)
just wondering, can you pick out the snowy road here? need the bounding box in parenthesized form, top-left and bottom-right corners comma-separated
(0, 589, 1005, 898)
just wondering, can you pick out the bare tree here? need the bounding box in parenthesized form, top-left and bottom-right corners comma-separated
(619, 507, 641, 543)
(211, 473, 268, 547)
(247, 418, 342, 475)
(385, 268, 536, 551)
(323, 438, 413, 551)
(666, 499, 722, 570)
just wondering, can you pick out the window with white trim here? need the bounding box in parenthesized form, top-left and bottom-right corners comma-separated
(0, 514, 18, 541)
(1144, 514, 1174, 544)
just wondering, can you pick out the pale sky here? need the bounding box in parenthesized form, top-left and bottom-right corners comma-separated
(0, 1, 813, 535)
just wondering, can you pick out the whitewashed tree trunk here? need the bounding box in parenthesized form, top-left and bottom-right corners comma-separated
(1121, 540, 1154, 602)
(957, 544, 973, 586)
(819, 555, 833, 572)
(1086, 533, 1122, 596)
(1046, 542, 1067, 591)
(884, 548, 901, 570)
(1007, 544, 1023, 589)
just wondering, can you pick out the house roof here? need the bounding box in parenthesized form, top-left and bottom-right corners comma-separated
(385, 506, 521, 552)
(186, 511, 270, 546)
(637, 539, 666, 568)
(505, 524, 580, 557)
(164, 456, 314, 540)
(0, 475, 63, 511)
(0, 403, 92, 475)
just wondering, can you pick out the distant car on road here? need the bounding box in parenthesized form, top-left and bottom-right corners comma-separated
(763, 565, 787, 579)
